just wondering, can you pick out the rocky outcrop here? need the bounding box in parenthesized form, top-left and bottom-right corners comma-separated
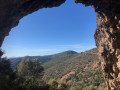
(60, 71, 75, 80)
(95, 14, 120, 90)
(74, 0, 120, 89)
(0, 0, 120, 89)
(92, 61, 101, 70)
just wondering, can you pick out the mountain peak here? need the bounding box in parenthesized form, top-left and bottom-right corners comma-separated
(61, 50, 78, 54)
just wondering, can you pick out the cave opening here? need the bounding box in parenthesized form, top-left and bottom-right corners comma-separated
(0, 0, 103, 89)
(2, 0, 96, 58)
(1, 0, 120, 89)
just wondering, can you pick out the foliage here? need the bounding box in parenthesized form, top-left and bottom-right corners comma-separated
(48, 79, 68, 90)
(0, 58, 16, 90)
(43, 48, 107, 90)
(10, 51, 77, 69)
(2, 48, 107, 90)
(17, 58, 45, 90)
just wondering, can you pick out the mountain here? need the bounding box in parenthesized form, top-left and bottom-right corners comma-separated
(43, 48, 106, 90)
(10, 50, 78, 69)
(43, 48, 99, 80)
(10, 48, 106, 89)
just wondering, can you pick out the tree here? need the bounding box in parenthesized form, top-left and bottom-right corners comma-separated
(17, 58, 44, 90)
(82, 85, 97, 90)
(17, 59, 27, 77)
(48, 79, 68, 90)
(0, 58, 16, 90)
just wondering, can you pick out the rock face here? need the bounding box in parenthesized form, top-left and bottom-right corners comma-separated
(0, 0, 120, 89)
(95, 14, 120, 90)
(74, 0, 120, 89)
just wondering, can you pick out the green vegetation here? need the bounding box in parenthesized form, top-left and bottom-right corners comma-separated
(0, 58, 16, 90)
(10, 50, 78, 69)
(43, 48, 107, 90)
(0, 48, 107, 90)
(16, 59, 45, 90)
(43, 48, 98, 80)
(48, 79, 68, 90)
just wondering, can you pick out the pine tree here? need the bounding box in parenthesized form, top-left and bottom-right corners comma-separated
(17, 58, 27, 77)
(17, 58, 44, 90)
(0, 58, 15, 90)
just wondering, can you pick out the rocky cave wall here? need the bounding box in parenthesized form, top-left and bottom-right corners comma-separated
(0, 0, 120, 89)
(74, 0, 120, 89)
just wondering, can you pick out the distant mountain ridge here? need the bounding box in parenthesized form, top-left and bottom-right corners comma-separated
(42, 48, 106, 89)
(10, 50, 78, 69)
(10, 48, 106, 89)
(43, 48, 99, 80)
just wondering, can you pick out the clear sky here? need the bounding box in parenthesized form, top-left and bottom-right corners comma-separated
(2, 0, 97, 57)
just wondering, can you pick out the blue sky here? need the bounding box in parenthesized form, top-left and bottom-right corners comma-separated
(2, 0, 97, 57)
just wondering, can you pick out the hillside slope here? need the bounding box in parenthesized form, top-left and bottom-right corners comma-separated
(10, 50, 78, 69)
(43, 48, 106, 90)
(43, 48, 98, 79)
(10, 48, 106, 89)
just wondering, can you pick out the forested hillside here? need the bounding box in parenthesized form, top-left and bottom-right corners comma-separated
(10, 48, 107, 90)
(43, 48, 107, 90)
(10, 50, 77, 69)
